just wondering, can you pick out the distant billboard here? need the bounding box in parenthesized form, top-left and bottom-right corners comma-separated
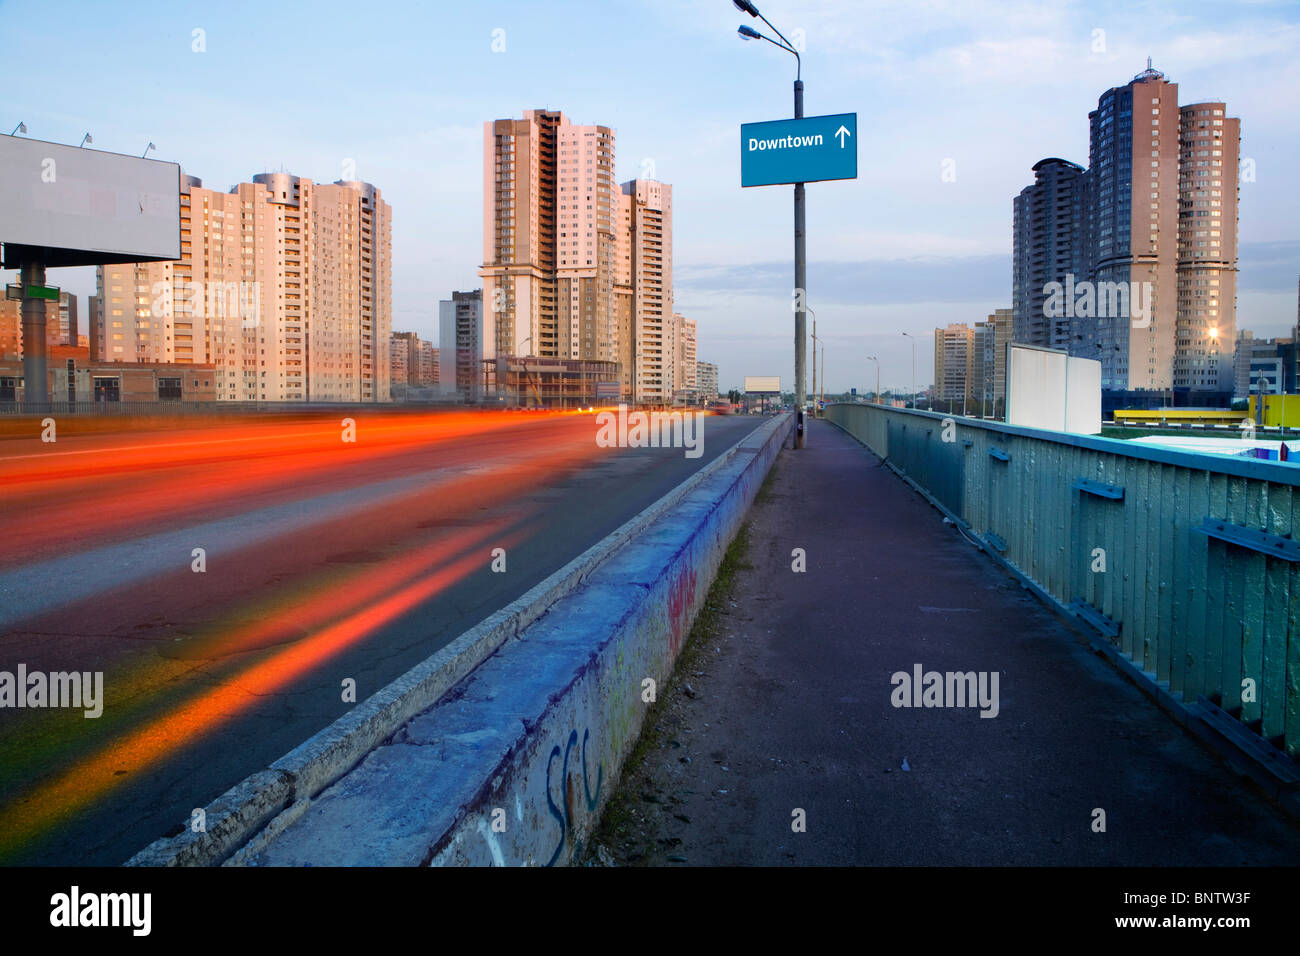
(1006, 344, 1101, 435)
(744, 376, 781, 394)
(595, 381, 621, 401)
(0, 136, 180, 267)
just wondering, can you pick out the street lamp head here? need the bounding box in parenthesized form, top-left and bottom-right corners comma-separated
(737, 24, 761, 40)
(733, 0, 760, 16)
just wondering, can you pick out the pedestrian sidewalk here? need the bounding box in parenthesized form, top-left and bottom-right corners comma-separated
(591, 419, 1300, 865)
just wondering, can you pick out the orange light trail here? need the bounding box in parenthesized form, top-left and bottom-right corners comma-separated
(0, 409, 582, 567)
(0, 520, 527, 861)
(0, 409, 613, 861)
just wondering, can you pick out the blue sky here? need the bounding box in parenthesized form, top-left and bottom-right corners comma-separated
(4, 0, 1298, 392)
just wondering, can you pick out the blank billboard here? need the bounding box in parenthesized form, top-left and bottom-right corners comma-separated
(0, 136, 180, 266)
(1006, 344, 1101, 435)
(744, 376, 781, 393)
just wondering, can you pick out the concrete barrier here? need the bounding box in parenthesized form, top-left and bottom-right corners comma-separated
(129, 413, 792, 866)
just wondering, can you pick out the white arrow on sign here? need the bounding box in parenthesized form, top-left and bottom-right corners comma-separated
(835, 124, 851, 148)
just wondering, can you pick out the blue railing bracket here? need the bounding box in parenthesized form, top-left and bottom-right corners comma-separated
(1070, 598, 1121, 638)
(988, 447, 1010, 462)
(1072, 478, 1124, 501)
(1195, 517, 1300, 562)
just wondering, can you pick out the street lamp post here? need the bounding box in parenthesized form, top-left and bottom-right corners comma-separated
(819, 341, 825, 411)
(901, 332, 916, 409)
(736, 0, 805, 446)
(866, 354, 880, 405)
(808, 306, 817, 418)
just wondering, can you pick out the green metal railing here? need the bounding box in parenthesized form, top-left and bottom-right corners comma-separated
(827, 402, 1300, 761)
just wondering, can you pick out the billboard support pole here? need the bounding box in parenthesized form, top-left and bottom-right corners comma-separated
(20, 259, 48, 412)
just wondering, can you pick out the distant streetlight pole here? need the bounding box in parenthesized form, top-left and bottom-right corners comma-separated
(516, 334, 533, 408)
(819, 341, 825, 410)
(901, 332, 917, 409)
(808, 305, 817, 417)
(866, 354, 880, 405)
(735, 0, 806, 446)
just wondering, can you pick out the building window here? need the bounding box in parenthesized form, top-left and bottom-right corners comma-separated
(93, 377, 121, 402)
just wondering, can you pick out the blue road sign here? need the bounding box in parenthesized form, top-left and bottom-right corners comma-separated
(741, 112, 857, 187)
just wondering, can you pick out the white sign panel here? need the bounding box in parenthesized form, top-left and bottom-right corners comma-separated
(1006, 344, 1101, 435)
(0, 136, 180, 263)
(744, 376, 781, 394)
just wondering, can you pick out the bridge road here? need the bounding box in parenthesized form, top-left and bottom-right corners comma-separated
(0, 410, 764, 865)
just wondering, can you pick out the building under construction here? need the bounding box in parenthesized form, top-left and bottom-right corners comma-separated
(481, 356, 620, 408)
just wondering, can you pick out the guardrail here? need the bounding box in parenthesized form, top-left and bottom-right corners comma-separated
(0, 401, 280, 416)
(826, 402, 1300, 772)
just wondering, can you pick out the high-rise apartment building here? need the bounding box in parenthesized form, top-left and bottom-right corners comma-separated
(934, 323, 975, 405)
(390, 331, 439, 393)
(307, 177, 392, 402)
(53, 292, 78, 347)
(972, 308, 1012, 413)
(438, 289, 488, 401)
(93, 171, 391, 402)
(417, 341, 438, 387)
(1088, 63, 1183, 390)
(616, 179, 673, 403)
(1013, 63, 1239, 394)
(1012, 159, 1088, 350)
(391, 331, 411, 386)
(482, 110, 680, 404)
(1175, 100, 1239, 391)
(696, 360, 719, 400)
(481, 110, 616, 362)
(671, 312, 697, 398)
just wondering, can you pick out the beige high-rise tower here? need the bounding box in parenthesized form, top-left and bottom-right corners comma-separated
(615, 179, 673, 404)
(94, 171, 391, 401)
(482, 111, 678, 403)
(1087, 63, 1239, 392)
(481, 110, 617, 363)
(1176, 102, 1239, 391)
(671, 312, 697, 398)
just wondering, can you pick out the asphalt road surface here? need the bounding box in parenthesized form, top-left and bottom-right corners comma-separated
(0, 408, 764, 865)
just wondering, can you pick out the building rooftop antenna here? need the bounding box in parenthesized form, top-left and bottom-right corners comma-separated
(1134, 56, 1165, 82)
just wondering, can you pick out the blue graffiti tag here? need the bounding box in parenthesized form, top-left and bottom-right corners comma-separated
(544, 727, 604, 867)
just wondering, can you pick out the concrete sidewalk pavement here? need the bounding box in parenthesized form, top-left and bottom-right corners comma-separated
(591, 419, 1300, 866)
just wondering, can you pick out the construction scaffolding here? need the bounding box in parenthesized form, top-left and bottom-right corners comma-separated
(481, 356, 621, 409)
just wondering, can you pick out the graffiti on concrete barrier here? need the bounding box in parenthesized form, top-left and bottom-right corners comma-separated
(545, 727, 604, 867)
(666, 564, 697, 657)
